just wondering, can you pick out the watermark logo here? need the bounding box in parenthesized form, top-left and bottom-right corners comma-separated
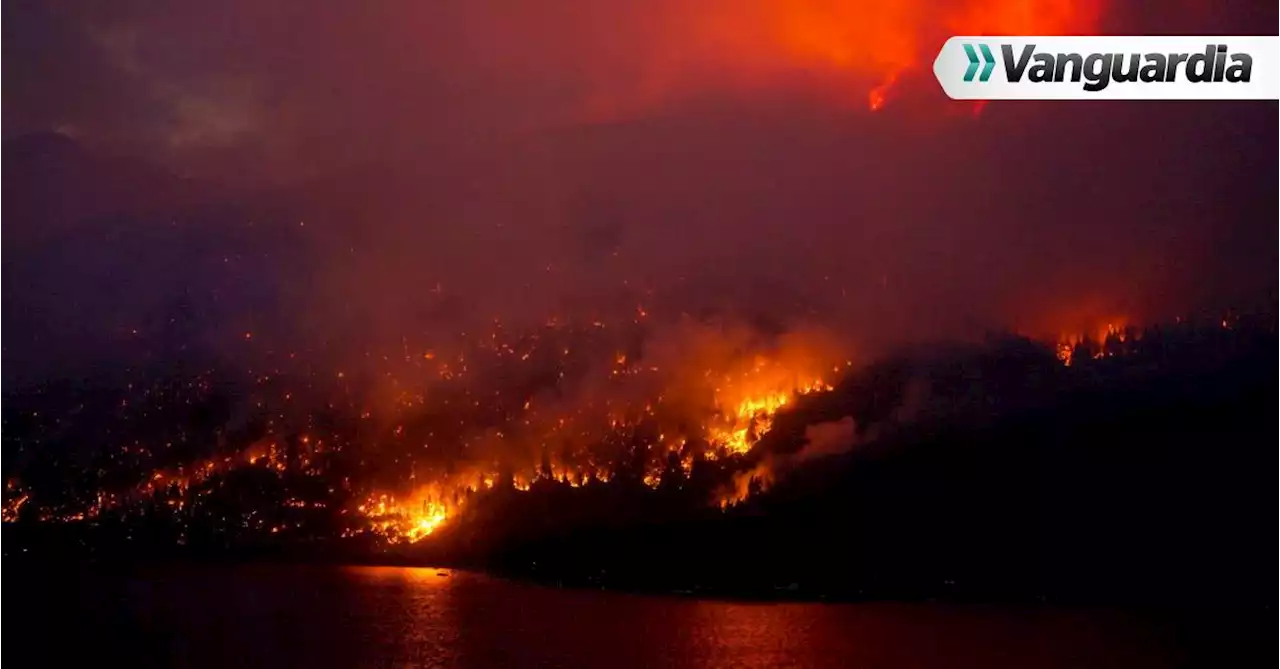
(962, 44, 996, 82)
(935, 36, 1280, 100)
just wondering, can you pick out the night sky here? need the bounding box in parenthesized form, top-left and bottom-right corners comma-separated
(3, 0, 1276, 385)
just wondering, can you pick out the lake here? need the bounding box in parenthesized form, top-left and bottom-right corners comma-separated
(8, 564, 1192, 668)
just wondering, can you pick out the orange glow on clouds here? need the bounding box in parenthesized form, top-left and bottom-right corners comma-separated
(578, 0, 1103, 116)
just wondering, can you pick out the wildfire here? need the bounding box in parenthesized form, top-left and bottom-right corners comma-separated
(408, 504, 450, 540)
(1054, 321, 1135, 367)
(718, 464, 775, 509)
(343, 325, 850, 534)
(3, 483, 29, 523)
(5, 307, 1257, 552)
(706, 356, 837, 455)
(10, 311, 858, 544)
(1056, 341, 1075, 366)
(708, 391, 794, 454)
(355, 491, 464, 543)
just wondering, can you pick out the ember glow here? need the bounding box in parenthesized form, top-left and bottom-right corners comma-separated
(2, 482, 30, 523)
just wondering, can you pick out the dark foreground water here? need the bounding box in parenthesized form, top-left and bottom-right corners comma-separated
(2, 564, 1235, 668)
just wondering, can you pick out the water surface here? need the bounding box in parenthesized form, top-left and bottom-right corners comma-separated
(13, 564, 1182, 668)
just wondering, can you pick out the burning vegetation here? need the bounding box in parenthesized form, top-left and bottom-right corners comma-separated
(1, 312, 850, 544)
(1, 308, 1263, 557)
(339, 319, 847, 541)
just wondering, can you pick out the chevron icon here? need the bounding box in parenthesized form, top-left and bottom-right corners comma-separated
(962, 43, 996, 82)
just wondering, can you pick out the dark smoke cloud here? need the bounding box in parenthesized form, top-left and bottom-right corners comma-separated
(796, 416, 859, 461)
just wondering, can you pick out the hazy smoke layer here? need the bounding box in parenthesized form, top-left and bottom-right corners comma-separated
(2, 0, 1275, 386)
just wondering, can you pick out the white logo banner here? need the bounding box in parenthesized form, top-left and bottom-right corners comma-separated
(934, 36, 1280, 100)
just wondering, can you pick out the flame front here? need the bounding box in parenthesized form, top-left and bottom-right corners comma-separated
(1054, 321, 1135, 367)
(708, 377, 834, 455)
(336, 326, 849, 542)
(355, 494, 448, 543)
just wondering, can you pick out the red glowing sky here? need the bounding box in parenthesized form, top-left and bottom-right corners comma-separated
(568, 0, 1104, 115)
